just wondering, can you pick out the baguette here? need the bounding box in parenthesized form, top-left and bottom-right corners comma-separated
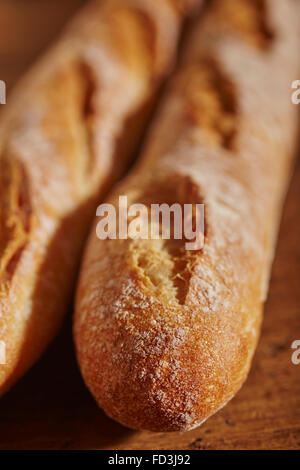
(0, 0, 201, 396)
(74, 0, 300, 432)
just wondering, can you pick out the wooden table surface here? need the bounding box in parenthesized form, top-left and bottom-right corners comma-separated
(0, 0, 299, 451)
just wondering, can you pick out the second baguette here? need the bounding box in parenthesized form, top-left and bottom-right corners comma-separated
(74, 0, 300, 432)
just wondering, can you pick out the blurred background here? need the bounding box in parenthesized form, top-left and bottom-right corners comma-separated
(0, 0, 299, 451)
(0, 0, 86, 90)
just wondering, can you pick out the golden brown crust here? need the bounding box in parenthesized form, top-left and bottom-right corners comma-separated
(0, 0, 199, 396)
(74, 0, 300, 432)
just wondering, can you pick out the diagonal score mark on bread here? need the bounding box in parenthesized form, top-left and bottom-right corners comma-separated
(212, 0, 275, 50)
(128, 173, 205, 306)
(179, 57, 238, 149)
(0, 155, 33, 285)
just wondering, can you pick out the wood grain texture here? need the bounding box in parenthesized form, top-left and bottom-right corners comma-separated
(0, 0, 299, 450)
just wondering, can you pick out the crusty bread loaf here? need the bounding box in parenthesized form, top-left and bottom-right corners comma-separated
(0, 0, 201, 396)
(74, 0, 300, 432)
